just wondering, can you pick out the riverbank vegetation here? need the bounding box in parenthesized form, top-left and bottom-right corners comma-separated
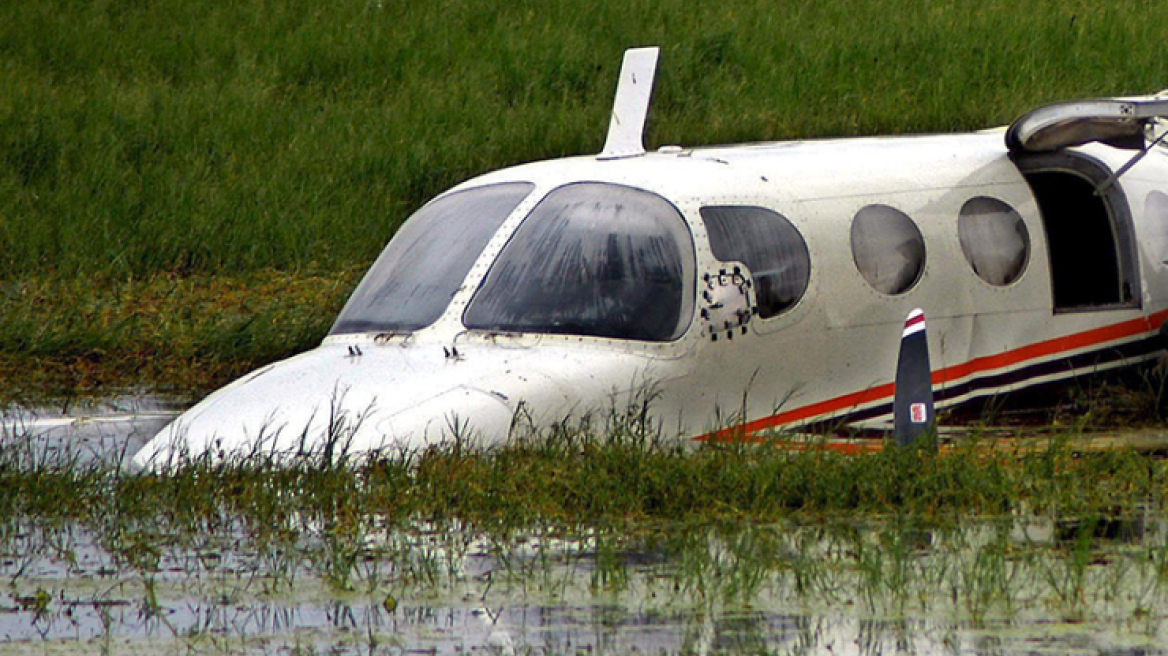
(4, 0, 1168, 398)
(0, 269, 357, 401)
(4, 422, 1168, 627)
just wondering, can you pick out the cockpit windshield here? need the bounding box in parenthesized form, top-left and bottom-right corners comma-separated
(464, 183, 695, 341)
(330, 182, 533, 335)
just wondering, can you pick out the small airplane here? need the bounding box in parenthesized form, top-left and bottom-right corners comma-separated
(134, 47, 1168, 467)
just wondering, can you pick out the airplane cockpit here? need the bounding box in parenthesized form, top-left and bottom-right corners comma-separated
(462, 183, 694, 342)
(328, 182, 534, 336)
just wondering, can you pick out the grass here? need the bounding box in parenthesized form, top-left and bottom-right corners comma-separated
(5, 0, 1168, 279)
(4, 419, 1166, 530)
(4, 424, 1168, 630)
(4, 0, 1168, 395)
(4, 411, 1168, 648)
(0, 269, 359, 402)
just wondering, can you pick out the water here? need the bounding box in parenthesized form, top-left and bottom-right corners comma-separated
(0, 394, 184, 467)
(3, 397, 1168, 654)
(3, 514, 1168, 654)
(7, 602, 1156, 655)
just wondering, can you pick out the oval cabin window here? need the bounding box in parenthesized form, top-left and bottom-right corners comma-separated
(958, 197, 1030, 286)
(850, 205, 926, 295)
(700, 206, 811, 318)
(1146, 191, 1168, 267)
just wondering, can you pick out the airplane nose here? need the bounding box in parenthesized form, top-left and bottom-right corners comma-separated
(131, 345, 522, 469)
(374, 387, 515, 451)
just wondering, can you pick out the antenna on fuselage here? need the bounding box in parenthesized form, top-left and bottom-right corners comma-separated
(598, 47, 660, 160)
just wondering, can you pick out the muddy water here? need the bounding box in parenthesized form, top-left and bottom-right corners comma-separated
(4, 514, 1168, 654)
(1, 394, 183, 467)
(3, 399, 1168, 654)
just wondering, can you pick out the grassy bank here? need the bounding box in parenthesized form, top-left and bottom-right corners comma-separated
(0, 270, 358, 402)
(4, 0, 1168, 394)
(5, 0, 1168, 278)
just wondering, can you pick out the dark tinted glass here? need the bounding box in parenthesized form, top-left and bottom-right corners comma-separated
(958, 197, 1029, 286)
(851, 205, 926, 295)
(330, 183, 533, 334)
(701, 206, 811, 318)
(464, 183, 695, 341)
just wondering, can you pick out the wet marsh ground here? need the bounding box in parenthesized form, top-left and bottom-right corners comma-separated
(5, 511, 1168, 654)
(5, 397, 1168, 653)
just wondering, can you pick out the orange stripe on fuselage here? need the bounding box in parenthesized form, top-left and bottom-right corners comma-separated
(700, 309, 1168, 442)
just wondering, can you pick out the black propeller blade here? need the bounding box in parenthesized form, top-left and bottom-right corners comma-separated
(893, 308, 936, 448)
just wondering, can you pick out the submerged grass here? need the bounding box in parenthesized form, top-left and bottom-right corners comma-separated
(4, 425, 1166, 531)
(4, 0, 1168, 391)
(6, 422, 1168, 644)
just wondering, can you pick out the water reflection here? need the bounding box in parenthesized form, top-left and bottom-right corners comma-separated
(3, 397, 1168, 654)
(2, 514, 1167, 654)
(1, 394, 184, 467)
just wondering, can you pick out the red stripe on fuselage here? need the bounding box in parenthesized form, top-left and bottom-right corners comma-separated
(699, 310, 1168, 442)
(902, 312, 927, 337)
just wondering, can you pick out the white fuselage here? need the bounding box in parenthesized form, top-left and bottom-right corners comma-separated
(134, 129, 1168, 466)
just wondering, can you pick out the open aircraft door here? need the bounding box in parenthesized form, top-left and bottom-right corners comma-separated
(1006, 94, 1168, 153)
(1007, 94, 1168, 313)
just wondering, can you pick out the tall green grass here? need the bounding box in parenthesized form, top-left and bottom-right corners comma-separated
(5, 423, 1168, 633)
(4, 423, 1166, 527)
(4, 0, 1168, 394)
(3, 0, 1168, 280)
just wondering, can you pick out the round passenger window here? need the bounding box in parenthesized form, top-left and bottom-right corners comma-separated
(1146, 191, 1168, 267)
(700, 206, 810, 318)
(958, 197, 1030, 286)
(850, 205, 925, 295)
